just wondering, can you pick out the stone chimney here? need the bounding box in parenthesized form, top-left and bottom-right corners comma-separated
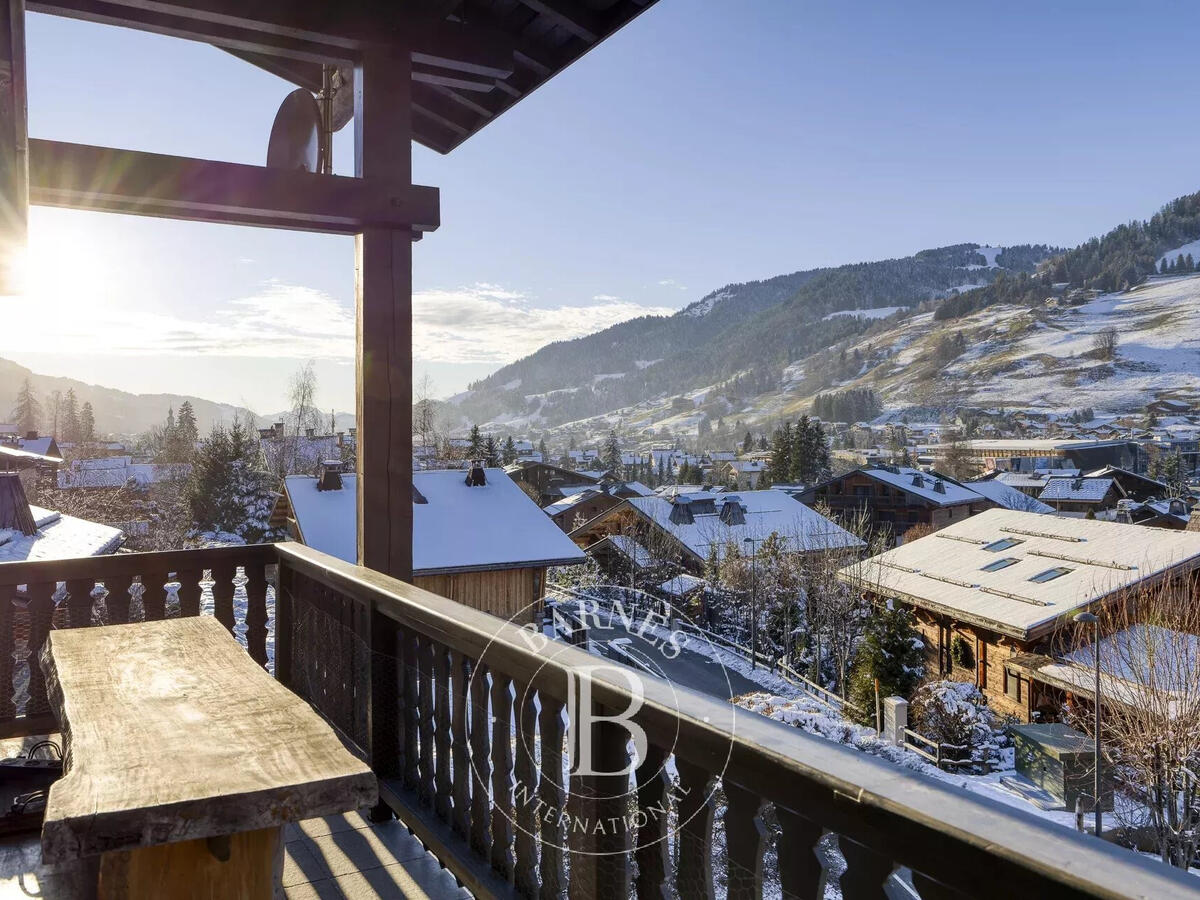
(0, 472, 36, 536)
(24, 430, 37, 441)
(465, 462, 487, 487)
(305, 427, 315, 439)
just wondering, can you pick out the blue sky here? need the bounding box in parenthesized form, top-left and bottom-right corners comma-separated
(6, 2, 1200, 414)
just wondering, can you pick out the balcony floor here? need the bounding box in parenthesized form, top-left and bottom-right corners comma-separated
(0, 809, 470, 899)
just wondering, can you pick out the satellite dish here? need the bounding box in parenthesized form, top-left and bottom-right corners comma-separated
(266, 88, 321, 172)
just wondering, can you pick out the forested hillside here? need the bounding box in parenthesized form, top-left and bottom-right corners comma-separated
(453, 242, 1055, 428)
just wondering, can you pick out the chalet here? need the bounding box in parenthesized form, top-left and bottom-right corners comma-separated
(0, 473, 123, 563)
(1083, 465, 1170, 502)
(1114, 497, 1191, 530)
(839, 509, 1200, 721)
(569, 489, 864, 577)
(721, 458, 766, 490)
(1037, 476, 1124, 515)
(274, 465, 584, 622)
(1147, 398, 1192, 416)
(504, 460, 601, 506)
(543, 487, 623, 533)
(799, 465, 993, 539)
(946, 438, 1146, 474)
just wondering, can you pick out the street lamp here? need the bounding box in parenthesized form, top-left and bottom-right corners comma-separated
(743, 537, 760, 668)
(1075, 610, 1102, 837)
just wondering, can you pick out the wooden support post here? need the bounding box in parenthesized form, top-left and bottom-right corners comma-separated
(0, 0, 27, 295)
(355, 45, 414, 581)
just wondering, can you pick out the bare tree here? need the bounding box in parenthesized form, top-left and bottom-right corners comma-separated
(1093, 325, 1119, 361)
(264, 362, 323, 479)
(413, 372, 440, 458)
(1059, 578, 1200, 868)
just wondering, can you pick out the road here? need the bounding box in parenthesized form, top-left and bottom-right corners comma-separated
(590, 611, 761, 701)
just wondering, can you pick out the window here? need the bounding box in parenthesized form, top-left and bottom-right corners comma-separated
(1029, 566, 1073, 584)
(1005, 669, 1022, 701)
(980, 557, 1018, 572)
(983, 537, 1024, 552)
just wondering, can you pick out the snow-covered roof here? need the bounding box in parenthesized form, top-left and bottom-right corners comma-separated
(1038, 477, 1115, 503)
(840, 509, 1200, 639)
(659, 574, 706, 597)
(995, 472, 1049, 489)
(619, 481, 655, 497)
(859, 466, 982, 507)
(286, 469, 586, 575)
(966, 479, 1054, 514)
(728, 459, 766, 472)
(17, 437, 58, 458)
(542, 488, 603, 517)
(590, 534, 657, 570)
(0, 505, 123, 563)
(56, 458, 188, 489)
(628, 491, 864, 563)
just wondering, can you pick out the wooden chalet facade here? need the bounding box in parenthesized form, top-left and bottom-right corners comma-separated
(840, 510, 1200, 722)
(800, 465, 993, 540)
(504, 460, 601, 507)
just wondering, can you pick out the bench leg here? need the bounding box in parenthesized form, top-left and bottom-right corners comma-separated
(96, 826, 283, 899)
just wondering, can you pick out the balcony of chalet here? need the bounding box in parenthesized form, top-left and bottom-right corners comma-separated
(0, 542, 1193, 899)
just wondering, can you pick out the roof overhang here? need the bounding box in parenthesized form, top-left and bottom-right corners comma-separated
(30, 0, 660, 154)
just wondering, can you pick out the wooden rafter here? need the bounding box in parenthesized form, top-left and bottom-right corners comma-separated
(29, 139, 439, 234)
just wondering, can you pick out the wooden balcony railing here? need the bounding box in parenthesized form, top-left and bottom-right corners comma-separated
(0, 544, 275, 738)
(1, 541, 1197, 898)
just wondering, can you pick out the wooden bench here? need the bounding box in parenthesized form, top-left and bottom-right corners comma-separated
(38, 616, 377, 899)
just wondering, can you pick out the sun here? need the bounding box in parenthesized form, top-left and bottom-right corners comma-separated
(21, 211, 115, 311)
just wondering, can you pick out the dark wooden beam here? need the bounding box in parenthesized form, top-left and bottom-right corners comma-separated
(29, 139, 439, 234)
(516, 0, 600, 43)
(0, 0, 27, 294)
(31, 0, 514, 75)
(355, 46, 414, 580)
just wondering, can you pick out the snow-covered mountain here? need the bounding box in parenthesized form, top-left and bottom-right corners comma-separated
(452, 243, 1055, 431)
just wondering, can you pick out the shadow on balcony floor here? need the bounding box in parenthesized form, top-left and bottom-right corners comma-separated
(0, 809, 470, 899)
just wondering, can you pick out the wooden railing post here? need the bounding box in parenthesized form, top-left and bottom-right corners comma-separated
(243, 562, 269, 667)
(568, 711, 633, 900)
(365, 600, 400, 782)
(723, 781, 767, 900)
(274, 561, 293, 687)
(775, 808, 828, 900)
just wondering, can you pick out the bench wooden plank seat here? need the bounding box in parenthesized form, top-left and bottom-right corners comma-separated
(38, 616, 377, 897)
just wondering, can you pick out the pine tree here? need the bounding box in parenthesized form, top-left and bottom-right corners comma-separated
(809, 419, 831, 482)
(848, 604, 924, 725)
(484, 436, 498, 467)
(601, 430, 622, 477)
(742, 431, 753, 453)
(79, 402, 95, 442)
(791, 415, 815, 484)
(467, 424, 484, 459)
(537, 438, 547, 461)
(61, 389, 80, 443)
(1161, 258, 1170, 275)
(10, 378, 40, 435)
(501, 435, 517, 464)
(1188, 254, 1196, 272)
(766, 422, 793, 485)
(188, 418, 277, 542)
(177, 401, 199, 445)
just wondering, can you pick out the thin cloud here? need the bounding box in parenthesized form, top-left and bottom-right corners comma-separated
(0, 280, 673, 367)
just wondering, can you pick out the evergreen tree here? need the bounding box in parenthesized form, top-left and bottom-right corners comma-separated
(1189, 254, 1196, 272)
(847, 604, 924, 725)
(537, 438, 547, 461)
(61, 389, 80, 443)
(467, 424, 484, 459)
(484, 436, 499, 467)
(10, 378, 40, 435)
(501, 435, 517, 464)
(601, 430, 622, 477)
(79, 402, 95, 442)
(742, 431, 753, 453)
(809, 419, 832, 482)
(1161, 258, 1170, 274)
(791, 415, 815, 483)
(177, 401, 199, 446)
(766, 422, 793, 485)
(188, 418, 277, 543)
